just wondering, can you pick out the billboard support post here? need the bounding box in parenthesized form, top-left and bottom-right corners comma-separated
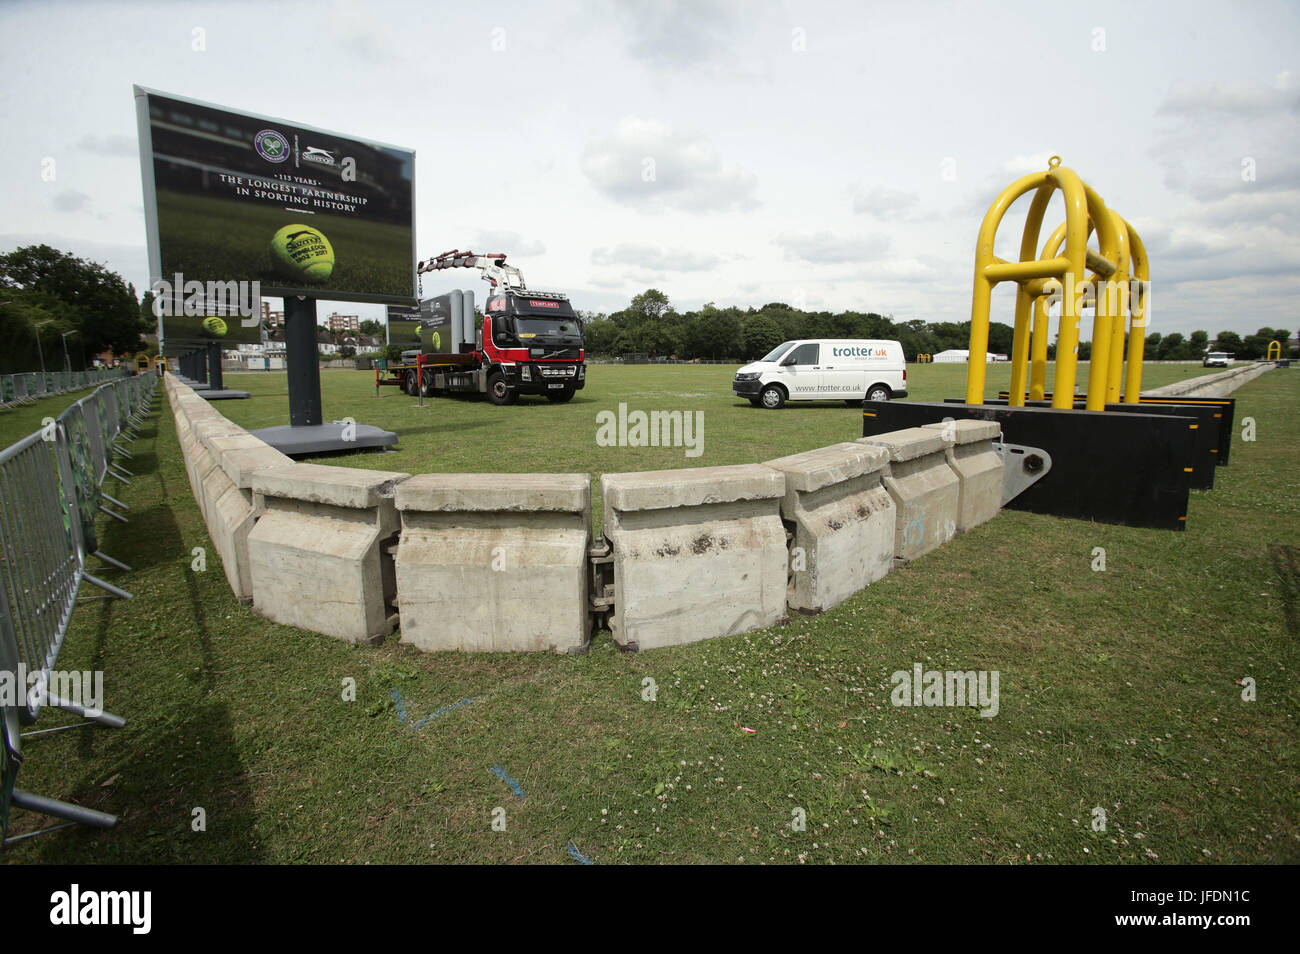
(286, 296, 322, 427)
(207, 342, 224, 391)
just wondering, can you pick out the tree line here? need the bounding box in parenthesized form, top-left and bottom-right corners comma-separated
(0, 245, 151, 374)
(579, 289, 1296, 363)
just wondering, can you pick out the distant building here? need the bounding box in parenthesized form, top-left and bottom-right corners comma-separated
(325, 313, 360, 333)
(933, 349, 1002, 363)
(262, 301, 285, 328)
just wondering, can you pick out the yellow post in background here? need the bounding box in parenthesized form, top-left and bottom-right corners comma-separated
(1267, 340, 1282, 360)
(1122, 222, 1148, 402)
(1103, 208, 1131, 405)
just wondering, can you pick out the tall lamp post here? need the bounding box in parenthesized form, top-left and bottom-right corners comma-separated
(61, 330, 75, 373)
(34, 319, 51, 380)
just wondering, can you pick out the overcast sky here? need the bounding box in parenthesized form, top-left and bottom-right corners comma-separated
(2, 0, 1297, 337)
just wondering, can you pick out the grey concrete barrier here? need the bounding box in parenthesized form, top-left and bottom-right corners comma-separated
(763, 442, 895, 613)
(601, 464, 788, 650)
(923, 419, 1003, 532)
(857, 428, 959, 563)
(393, 474, 591, 653)
(247, 463, 410, 643)
(1144, 362, 1273, 398)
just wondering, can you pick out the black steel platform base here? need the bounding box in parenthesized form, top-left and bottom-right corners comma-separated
(249, 423, 398, 456)
(862, 400, 1197, 530)
(199, 389, 251, 401)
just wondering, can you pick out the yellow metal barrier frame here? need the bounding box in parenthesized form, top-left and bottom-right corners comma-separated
(916, 353, 932, 363)
(967, 157, 1139, 411)
(1267, 340, 1282, 360)
(1027, 213, 1149, 404)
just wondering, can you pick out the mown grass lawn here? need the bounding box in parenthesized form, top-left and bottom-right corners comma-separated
(4, 362, 1297, 864)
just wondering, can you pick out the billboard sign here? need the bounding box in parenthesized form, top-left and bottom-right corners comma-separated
(385, 302, 422, 347)
(134, 86, 416, 307)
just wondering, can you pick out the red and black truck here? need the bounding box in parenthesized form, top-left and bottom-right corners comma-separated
(377, 250, 586, 405)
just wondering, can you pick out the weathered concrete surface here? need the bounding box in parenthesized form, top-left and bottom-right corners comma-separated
(857, 428, 959, 562)
(1144, 362, 1273, 398)
(764, 442, 895, 613)
(199, 431, 291, 489)
(923, 419, 1003, 532)
(247, 463, 411, 643)
(394, 473, 591, 653)
(602, 465, 787, 650)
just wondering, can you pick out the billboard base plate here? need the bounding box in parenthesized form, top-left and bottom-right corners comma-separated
(199, 389, 250, 400)
(249, 423, 398, 457)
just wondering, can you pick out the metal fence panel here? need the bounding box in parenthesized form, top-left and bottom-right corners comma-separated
(0, 431, 82, 722)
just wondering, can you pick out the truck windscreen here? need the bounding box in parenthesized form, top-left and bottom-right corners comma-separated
(514, 317, 582, 340)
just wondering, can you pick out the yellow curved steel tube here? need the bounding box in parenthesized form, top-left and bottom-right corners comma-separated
(967, 157, 1137, 411)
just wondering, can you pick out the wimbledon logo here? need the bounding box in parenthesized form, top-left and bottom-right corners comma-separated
(254, 129, 289, 163)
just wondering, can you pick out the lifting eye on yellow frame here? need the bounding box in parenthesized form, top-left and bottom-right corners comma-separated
(965, 156, 1148, 411)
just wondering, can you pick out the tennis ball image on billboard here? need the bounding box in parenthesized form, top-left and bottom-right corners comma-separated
(202, 315, 228, 336)
(271, 224, 335, 281)
(134, 87, 415, 304)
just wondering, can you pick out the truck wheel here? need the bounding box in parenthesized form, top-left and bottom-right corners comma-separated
(760, 384, 786, 409)
(487, 373, 516, 405)
(546, 387, 575, 403)
(867, 384, 891, 402)
(403, 370, 417, 395)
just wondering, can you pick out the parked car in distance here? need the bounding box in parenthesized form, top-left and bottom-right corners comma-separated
(1203, 352, 1232, 368)
(732, 339, 908, 409)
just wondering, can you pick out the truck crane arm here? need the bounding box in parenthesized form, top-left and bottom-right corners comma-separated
(417, 249, 527, 294)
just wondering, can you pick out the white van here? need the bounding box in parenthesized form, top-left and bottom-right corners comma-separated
(732, 339, 908, 409)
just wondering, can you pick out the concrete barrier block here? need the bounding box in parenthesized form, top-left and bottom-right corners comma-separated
(857, 428, 959, 562)
(200, 431, 292, 489)
(764, 442, 895, 612)
(602, 465, 787, 650)
(207, 482, 260, 602)
(923, 419, 1003, 531)
(247, 463, 410, 643)
(393, 474, 591, 653)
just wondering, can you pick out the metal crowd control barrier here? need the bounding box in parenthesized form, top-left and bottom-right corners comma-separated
(0, 372, 153, 847)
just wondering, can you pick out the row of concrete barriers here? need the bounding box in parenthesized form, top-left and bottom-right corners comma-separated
(166, 375, 1006, 654)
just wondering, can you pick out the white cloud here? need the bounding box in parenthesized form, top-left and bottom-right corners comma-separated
(774, 231, 889, 264)
(52, 190, 91, 213)
(76, 134, 138, 158)
(591, 243, 721, 271)
(470, 230, 546, 257)
(581, 117, 759, 212)
(852, 184, 919, 219)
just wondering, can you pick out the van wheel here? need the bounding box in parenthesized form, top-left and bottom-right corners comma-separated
(867, 385, 891, 402)
(760, 384, 786, 409)
(487, 373, 516, 405)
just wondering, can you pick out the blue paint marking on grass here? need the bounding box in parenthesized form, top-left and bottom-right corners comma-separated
(566, 842, 594, 865)
(411, 697, 475, 731)
(490, 764, 526, 799)
(392, 691, 475, 731)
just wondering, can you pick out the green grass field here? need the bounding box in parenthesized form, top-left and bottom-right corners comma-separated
(3, 362, 1297, 864)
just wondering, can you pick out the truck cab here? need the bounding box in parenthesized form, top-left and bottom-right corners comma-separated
(480, 291, 586, 404)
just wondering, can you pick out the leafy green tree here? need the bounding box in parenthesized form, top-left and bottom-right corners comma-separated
(1157, 332, 1189, 360)
(740, 315, 783, 359)
(1188, 330, 1208, 358)
(1211, 330, 1244, 355)
(582, 316, 620, 354)
(1144, 332, 1161, 360)
(0, 244, 147, 359)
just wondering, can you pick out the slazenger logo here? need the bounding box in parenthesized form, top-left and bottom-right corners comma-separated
(832, 346, 887, 358)
(301, 146, 336, 165)
(50, 884, 151, 934)
(253, 129, 290, 163)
